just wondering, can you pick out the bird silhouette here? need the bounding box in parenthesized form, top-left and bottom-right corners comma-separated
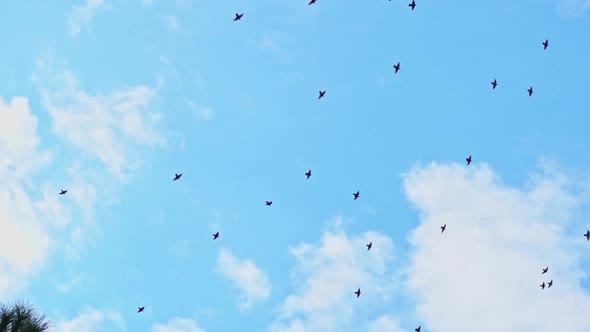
(137, 306, 145, 313)
(173, 173, 182, 181)
(233, 13, 244, 21)
(59, 189, 68, 195)
(213, 232, 219, 240)
(491, 79, 498, 89)
(366, 242, 372, 251)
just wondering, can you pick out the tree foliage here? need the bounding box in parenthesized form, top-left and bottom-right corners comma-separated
(0, 301, 50, 332)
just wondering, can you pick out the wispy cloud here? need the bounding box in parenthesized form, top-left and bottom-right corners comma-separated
(33, 56, 166, 181)
(557, 0, 590, 17)
(216, 247, 272, 312)
(53, 308, 125, 332)
(142, 0, 154, 8)
(183, 99, 215, 121)
(152, 317, 205, 332)
(165, 15, 180, 31)
(269, 217, 398, 332)
(67, 0, 111, 36)
(402, 161, 590, 332)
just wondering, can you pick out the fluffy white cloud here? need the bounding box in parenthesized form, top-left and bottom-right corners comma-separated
(152, 317, 205, 332)
(269, 218, 397, 332)
(33, 58, 165, 180)
(402, 161, 590, 332)
(67, 0, 111, 36)
(216, 247, 272, 311)
(53, 308, 125, 332)
(0, 96, 57, 297)
(366, 314, 405, 332)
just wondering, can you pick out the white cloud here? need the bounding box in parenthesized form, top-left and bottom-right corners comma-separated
(558, 0, 590, 17)
(152, 317, 205, 332)
(366, 314, 405, 332)
(269, 217, 398, 332)
(165, 15, 180, 31)
(402, 161, 590, 332)
(67, 0, 111, 36)
(0, 96, 57, 297)
(183, 99, 215, 121)
(33, 58, 166, 180)
(53, 308, 125, 332)
(216, 247, 272, 311)
(169, 240, 191, 258)
(54, 273, 85, 293)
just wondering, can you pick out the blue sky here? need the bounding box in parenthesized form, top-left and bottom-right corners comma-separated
(1, 0, 590, 331)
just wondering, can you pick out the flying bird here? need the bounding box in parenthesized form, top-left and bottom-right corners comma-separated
(542, 267, 548, 274)
(491, 79, 498, 89)
(355, 288, 361, 298)
(137, 306, 145, 313)
(318, 90, 326, 99)
(466, 155, 472, 165)
(548, 280, 553, 288)
(353, 191, 360, 200)
(415, 326, 421, 332)
(409, 0, 416, 10)
(305, 169, 312, 179)
(213, 232, 219, 240)
(540, 282, 546, 290)
(441, 224, 446, 233)
(265, 201, 273, 206)
(528, 86, 534, 97)
(173, 173, 182, 181)
(366, 242, 372, 251)
(542, 39, 549, 50)
(585, 230, 590, 241)
(59, 189, 68, 195)
(393, 62, 401, 74)
(308, 0, 317, 4)
(233, 13, 244, 21)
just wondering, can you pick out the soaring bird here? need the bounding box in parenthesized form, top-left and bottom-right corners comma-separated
(353, 191, 360, 200)
(137, 306, 145, 313)
(308, 0, 317, 4)
(266, 201, 273, 206)
(491, 79, 498, 89)
(415, 326, 421, 332)
(213, 232, 220, 240)
(540, 282, 546, 290)
(542, 39, 549, 50)
(466, 155, 472, 165)
(366, 242, 372, 251)
(548, 280, 553, 288)
(409, 0, 416, 10)
(173, 173, 182, 181)
(584, 230, 590, 241)
(441, 224, 446, 233)
(542, 267, 548, 274)
(305, 169, 312, 179)
(318, 90, 326, 99)
(354, 288, 361, 298)
(528, 86, 534, 97)
(233, 13, 244, 21)
(59, 189, 68, 195)
(393, 62, 401, 74)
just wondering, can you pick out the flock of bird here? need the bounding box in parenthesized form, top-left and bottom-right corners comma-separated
(53, 1, 590, 331)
